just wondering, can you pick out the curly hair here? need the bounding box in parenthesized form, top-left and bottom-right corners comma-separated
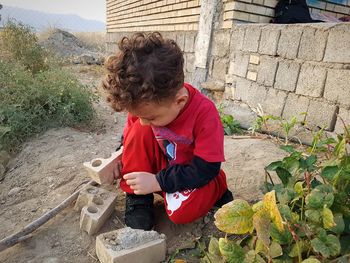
(103, 32, 184, 112)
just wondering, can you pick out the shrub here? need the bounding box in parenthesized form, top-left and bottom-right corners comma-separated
(0, 59, 96, 152)
(1, 20, 48, 74)
(205, 126, 350, 262)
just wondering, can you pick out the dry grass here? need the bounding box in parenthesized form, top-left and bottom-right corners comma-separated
(73, 31, 106, 52)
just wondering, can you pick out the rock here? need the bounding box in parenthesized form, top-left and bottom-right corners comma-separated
(201, 80, 225, 91)
(8, 187, 22, 196)
(0, 150, 10, 167)
(0, 164, 5, 181)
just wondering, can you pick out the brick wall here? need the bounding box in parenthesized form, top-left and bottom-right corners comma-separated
(106, 0, 200, 32)
(206, 23, 350, 133)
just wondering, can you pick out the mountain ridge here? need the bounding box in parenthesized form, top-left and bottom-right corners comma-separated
(0, 5, 105, 32)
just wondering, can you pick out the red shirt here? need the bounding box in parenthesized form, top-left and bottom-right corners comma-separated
(151, 83, 225, 166)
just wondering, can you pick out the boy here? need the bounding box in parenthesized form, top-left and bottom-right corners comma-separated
(103, 32, 233, 231)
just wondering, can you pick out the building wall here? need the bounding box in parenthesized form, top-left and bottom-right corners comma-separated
(207, 23, 350, 132)
(106, 1, 350, 133)
(106, 0, 201, 32)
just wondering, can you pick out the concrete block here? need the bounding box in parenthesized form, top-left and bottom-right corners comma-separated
(185, 53, 195, 73)
(324, 24, 350, 63)
(96, 227, 166, 263)
(247, 71, 257, 81)
(176, 33, 185, 51)
(307, 99, 338, 131)
(249, 54, 260, 65)
(184, 32, 196, 53)
(262, 88, 288, 117)
(257, 56, 278, 87)
(235, 80, 268, 109)
(230, 26, 246, 52)
(242, 26, 261, 52)
(212, 30, 231, 57)
(83, 148, 122, 185)
(296, 63, 327, 98)
(335, 108, 350, 134)
(212, 57, 229, 81)
(229, 52, 249, 78)
(282, 93, 310, 121)
(277, 27, 302, 59)
(298, 27, 328, 62)
(76, 185, 118, 235)
(274, 60, 301, 92)
(259, 27, 281, 56)
(324, 69, 350, 106)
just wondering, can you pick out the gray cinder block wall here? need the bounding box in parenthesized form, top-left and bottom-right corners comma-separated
(206, 23, 350, 132)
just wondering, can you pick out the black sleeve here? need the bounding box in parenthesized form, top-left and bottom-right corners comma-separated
(155, 156, 221, 193)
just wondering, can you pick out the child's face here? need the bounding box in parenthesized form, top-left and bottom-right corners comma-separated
(129, 87, 188, 127)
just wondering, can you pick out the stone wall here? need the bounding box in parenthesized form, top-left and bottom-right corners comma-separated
(206, 23, 350, 133)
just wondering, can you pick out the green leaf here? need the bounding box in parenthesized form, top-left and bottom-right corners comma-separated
(288, 240, 310, 258)
(305, 185, 334, 209)
(330, 213, 345, 235)
(322, 207, 335, 229)
(218, 238, 245, 263)
(201, 253, 225, 263)
(280, 145, 295, 153)
(294, 182, 304, 197)
(255, 239, 268, 254)
(321, 166, 340, 183)
(266, 161, 283, 171)
(214, 200, 254, 234)
(243, 250, 265, 263)
(301, 258, 321, 263)
(340, 235, 350, 255)
(271, 253, 293, 263)
(253, 209, 271, 247)
(269, 241, 283, 258)
(270, 223, 293, 245)
(305, 209, 322, 224)
(311, 231, 341, 258)
(208, 237, 221, 256)
(278, 204, 292, 221)
(276, 167, 292, 185)
(283, 157, 300, 174)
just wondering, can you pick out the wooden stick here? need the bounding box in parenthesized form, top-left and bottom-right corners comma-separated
(0, 180, 96, 252)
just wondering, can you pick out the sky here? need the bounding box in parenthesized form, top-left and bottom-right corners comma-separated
(0, 0, 106, 22)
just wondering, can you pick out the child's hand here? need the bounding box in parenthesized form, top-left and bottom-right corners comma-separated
(113, 160, 123, 180)
(123, 172, 161, 195)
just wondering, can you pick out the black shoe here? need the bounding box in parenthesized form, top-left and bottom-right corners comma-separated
(125, 193, 154, 230)
(214, 189, 234, 208)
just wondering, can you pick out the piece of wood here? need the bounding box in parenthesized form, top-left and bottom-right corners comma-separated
(0, 180, 96, 252)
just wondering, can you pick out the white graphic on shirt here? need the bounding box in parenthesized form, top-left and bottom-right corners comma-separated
(165, 189, 195, 215)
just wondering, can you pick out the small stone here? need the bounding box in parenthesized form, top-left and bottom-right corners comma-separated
(0, 164, 5, 181)
(1, 200, 5, 204)
(8, 187, 22, 196)
(0, 150, 10, 167)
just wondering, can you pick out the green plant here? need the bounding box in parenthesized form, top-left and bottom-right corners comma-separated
(1, 20, 48, 74)
(0, 59, 96, 152)
(218, 105, 243, 135)
(249, 104, 279, 135)
(204, 125, 350, 262)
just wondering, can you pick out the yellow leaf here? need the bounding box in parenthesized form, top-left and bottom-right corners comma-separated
(263, 191, 284, 232)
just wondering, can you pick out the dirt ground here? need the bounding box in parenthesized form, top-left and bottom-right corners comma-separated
(0, 65, 287, 263)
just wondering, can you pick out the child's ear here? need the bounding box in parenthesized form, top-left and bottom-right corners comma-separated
(175, 88, 189, 105)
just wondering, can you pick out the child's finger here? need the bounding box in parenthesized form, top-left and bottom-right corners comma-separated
(123, 173, 136, 180)
(125, 178, 137, 186)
